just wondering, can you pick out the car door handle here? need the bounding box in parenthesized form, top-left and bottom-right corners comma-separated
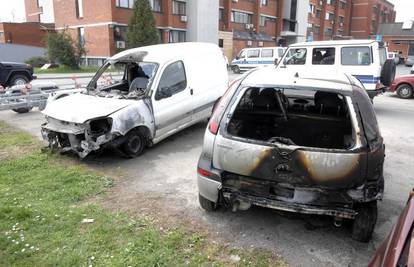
(190, 88, 193, 95)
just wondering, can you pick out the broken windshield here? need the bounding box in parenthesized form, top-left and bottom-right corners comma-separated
(87, 61, 158, 99)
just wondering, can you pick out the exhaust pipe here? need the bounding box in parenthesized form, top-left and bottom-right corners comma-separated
(231, 199, 251, 212)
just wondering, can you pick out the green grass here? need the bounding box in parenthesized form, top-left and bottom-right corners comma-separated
(34, 66, 99, 74)
(0, 122, 287, 267)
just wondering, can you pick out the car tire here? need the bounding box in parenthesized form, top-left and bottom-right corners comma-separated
(396, 84, 413, 99)
(351, 201, 377, 242)
(121, 129, 145, 158)
(380, 59, 396, 87)
(199, 194, 217, 211)
(12, 107, 33, 114)
(9, 74, 30, 86)
(232, 65, 240, 74)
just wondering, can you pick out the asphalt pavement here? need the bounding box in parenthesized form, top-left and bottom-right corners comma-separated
(1, 66, 413, 266)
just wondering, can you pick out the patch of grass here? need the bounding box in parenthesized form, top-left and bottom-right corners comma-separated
(0, 121, 35, 149)
(0, 122, 287, 266)
(34, 66, 99, 74)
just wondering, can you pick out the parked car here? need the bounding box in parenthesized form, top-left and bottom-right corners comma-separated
(198, 67, 385, 242)
(388, 52, 400, 65)
(389, 75, 414, 99)
(369, 188, 414, 267)
(405, 56, 414, 67)
(0, 62, 36, 87)
(231, 47, 287, 74)
(276, 40, 396, 99)
(41, 43, 229, 158)
(411, 65, 414, 74)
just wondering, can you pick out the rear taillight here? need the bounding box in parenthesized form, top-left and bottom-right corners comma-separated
(197, 167, 213, 178)
(207, 78, 241, 135)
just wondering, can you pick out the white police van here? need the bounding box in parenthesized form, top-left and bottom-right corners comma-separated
(276, 40, 396, 99)
(231, 47, 286, 74)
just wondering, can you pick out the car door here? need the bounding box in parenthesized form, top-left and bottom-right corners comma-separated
(152, 60, 193, 140)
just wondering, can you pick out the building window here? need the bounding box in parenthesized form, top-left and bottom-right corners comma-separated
(116, 0, 134, 9)
(169, 30, 186, 43)
(309, 4, 315, 14)
(339, 16, 345, 24)
(150, 0, 162, 12)
(0, 31, 4, 38)
(339, 0, 346, 9)
(219, 8, 224, 21)
(218, 39, 224, 48)
(316, 9, 321, 18)
(325, 12, 334, 21)
(78, 27, 85, 46)
(327, 0, 335, 5)
(231, 11, 252, 24)
(314, 25, 320, 34)
(337, 29, 344, 35)
(172, 0, 186, 15)
(260, 0, 268, 6)
(76, 0, 83, 18)
(259, 15, 276, 27)
(324, 27, 333, 36)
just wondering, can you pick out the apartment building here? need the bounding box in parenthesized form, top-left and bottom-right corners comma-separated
(219, 0, 308, 59)
(307, 0, 352, 41)
(307, 0, 395, 41)
(350, 0, 395, 38)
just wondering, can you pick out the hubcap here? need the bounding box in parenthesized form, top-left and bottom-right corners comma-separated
(400, 87, 410, 97)
(14, 79, 27, 86)
(129, 136, 141, 153)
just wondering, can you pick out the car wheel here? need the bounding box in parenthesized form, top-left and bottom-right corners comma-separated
(12, 107, 33, 114)
(121, 130, 145, 158)
(232, 65, 240, 74)
(380, 59, 396, 87)
(351, 201, 377, 242)
(396, 84, 413, 99)
(199, 194, 217, 211)
(9, 74, 29, 86)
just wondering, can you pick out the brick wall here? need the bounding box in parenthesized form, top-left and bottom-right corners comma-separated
(25, 0, 41, 22)
(0, 23, 49, 47)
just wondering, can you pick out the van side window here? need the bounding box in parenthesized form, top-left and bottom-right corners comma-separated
(278, 48, 285, 57)
(156, 61, 187, 100)
(312, 47, 335, 65)
(238, 50, 246, 58)
(261, 49, 273, 58)
(341, 47, 371, 65)
(247, 49, 260, 58)
(284, 48, 307, 65)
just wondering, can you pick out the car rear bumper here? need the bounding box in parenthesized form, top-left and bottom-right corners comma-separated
(199, 173, 383, 219)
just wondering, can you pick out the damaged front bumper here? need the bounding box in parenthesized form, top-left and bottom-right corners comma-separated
(41, 122, 117, 158)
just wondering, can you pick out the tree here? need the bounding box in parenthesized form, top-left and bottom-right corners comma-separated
(45, 31, 86, 69)
(126, 0, 159, 49)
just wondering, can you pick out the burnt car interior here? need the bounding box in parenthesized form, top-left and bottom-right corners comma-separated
(91, 62, 153, 99)
(227, 87, 355, 149)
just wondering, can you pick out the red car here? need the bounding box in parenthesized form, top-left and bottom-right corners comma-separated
(389, 75, 414, 99)
(369, 188, 414, 267)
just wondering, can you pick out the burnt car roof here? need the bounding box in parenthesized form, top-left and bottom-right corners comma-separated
(241, 67, 365, 95)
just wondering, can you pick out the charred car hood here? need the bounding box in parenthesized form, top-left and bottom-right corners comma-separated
(42, 93, 135, 124)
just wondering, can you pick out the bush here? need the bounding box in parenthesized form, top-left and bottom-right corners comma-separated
(25, 56, 48, 68)
(45, 31, 86, 69)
